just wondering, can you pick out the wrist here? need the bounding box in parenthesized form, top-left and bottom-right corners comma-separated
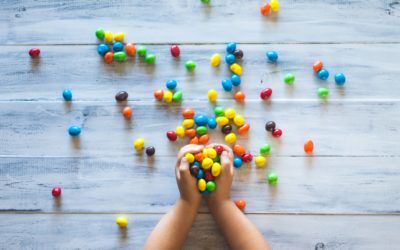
(178, 197, 200, 212)
(207, 198, 232, 212)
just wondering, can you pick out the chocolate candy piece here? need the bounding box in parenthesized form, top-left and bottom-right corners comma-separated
(221, 124, 232, 134)
(190, 165, 200, 177)
(115, 91, 128, 102)
(265, 121, 276, 132)
(233, 49, 243, 60)
(145, 146, 155, 156)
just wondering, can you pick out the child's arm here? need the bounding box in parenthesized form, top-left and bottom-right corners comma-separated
(207, 144, 271, 250)
(144, 144, 204, 250)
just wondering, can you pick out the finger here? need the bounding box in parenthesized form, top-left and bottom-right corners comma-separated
(176, 144, 204, 160)
(178, 157, 191, 178)
(205, 143, 234, 159)
(220, 151, 233, 173)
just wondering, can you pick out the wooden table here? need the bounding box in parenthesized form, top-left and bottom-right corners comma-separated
(1, 0, 399, 249)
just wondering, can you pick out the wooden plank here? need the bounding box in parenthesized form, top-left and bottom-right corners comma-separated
(1, 156, 399, 213)
(1, 0, 400, 44)
(1, 44, 400, 101)
(0, 214, 399, 249)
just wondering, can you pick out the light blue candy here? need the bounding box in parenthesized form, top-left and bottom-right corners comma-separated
(225, 54, 236, 65)
(266, 51, 278, 62)
(112, 42, 124, 52)
(68, 125, 81, 136)
(166, 79, 177, 90)
(194, 114, 208, 126)
(208, 118, 217, 129)
(97, 43, 109, 55)
(62, 89, 72, 101)
(233, 157, 243, 168)
(334, 73, 346, 85)
(200, 189, 209, 196)
(231, 74, 241, 86)
(197, 169, 204, 179)
(226, 42, 237, 53)
(317, 69, 329, 80)
(193, 161, 200, 167)
(222, 79, 233, 91)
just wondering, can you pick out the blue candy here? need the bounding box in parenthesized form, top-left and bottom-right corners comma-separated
(317, 69, 329, 80)
(231, 74, 241, 86)
(193, 161, 201, 167)
(208, 118, 217, 129)
(62, 89, 72, 101)
(197, 169, 204, 179)
(166, 79, 177, 90)
(68, 125, 81, 136)
(233, 157, 243, 168)
(226, 42, 237, 53)
(97, 43, 109, 55)
(200, 189, 209, 196)
(221, 79, 233, 91)
(225, 54, 236, 65)
(266, 51, 278, 62)
(112, 42, 124, 52)
(334, 73, 346, 85)
(194, 114, 209, 126)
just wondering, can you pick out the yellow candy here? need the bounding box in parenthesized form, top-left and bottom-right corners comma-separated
(202, 148, 208, 158)
(202, 157, 213, 169)
(225, 132, 237, 144)
(185, 153, 195, 163)
(176, 126, 185, 137)
(225, 108, 236, 119)
(233, 114, 245, 127)
(114, 32, 125, 42)
(207, 148, 217, 159)
(230, 63, 242, 76)
(255, 155, 267, 166)
(270, 0, 279, 12)
(216, 116, 229, 126)
(210, 53, 221, 67)
(134, 138, 145, 151)
(116, 216, 128, 228)
(104, 31, 113, 43)
(182, 119, 195, 128)
(208, 89, 218, 102)
(211, 162, 221, 177)
(163, 90, 173, 103)
(198, 179, 206, 191)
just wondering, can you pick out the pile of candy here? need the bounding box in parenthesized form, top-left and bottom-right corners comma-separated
(265, 121, 283, 137)
(313, 60, 346, 97)
(133, 138, 156, 156)
(154, 80, 183, 103)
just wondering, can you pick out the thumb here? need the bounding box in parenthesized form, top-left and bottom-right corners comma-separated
(179, 157, 191, 177)
(221, 151, 232, 173)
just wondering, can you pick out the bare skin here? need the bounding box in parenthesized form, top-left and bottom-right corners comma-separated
(144, 144, 271, 250)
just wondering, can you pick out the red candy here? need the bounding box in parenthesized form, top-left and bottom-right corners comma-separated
(52, 187, 62, 197)
(272, 128, 282, 137)
(260, 88, 272, 100)
(166, 131, 177, 141)
(215, 145, 224, 155)
(242, 153, 253, 163)
(235, 199, 246, 210)
(170, 44, 180, 57)
(29, 48, 41, 58)
(205, 171, 214, 181)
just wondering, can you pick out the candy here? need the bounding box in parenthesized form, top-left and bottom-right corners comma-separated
(172, 90, 183, 102)
(104, 52, 113, 63)
(233, 115, 245, 127)
(197, 169, 204, 179)
(225, 132, 237, 144)
(230, 63, 242, 75)
(190, 165, 200, 176)
(272, 128, 282, 137)
(104, 31, 113, 43)
(313, 60, 323, 72)
(260, 3, 271, 16)
(211, 162, 221, 176)
(190, 137, 199, 144)
(182, 108, 195, 119)
(166, 131, 178, 141)
(304, 139, 314, 154)
(260, 144, 271, 155)
(233, 157, 243, 168)
(224, 108, 236, 119)
(231, 74, 241, 86)
(170, 44, 180, 57)
(195, 152, 204, 162)
(145, 54, 156, 64)
(62, 89, 73, 101)
(116, 217, 128, 228)
(163, 90, 173, 103)
(205, 171, 214, 182)
(95, 28, 105, 40)
(334, 73, 346, 85)
(29, 48, 40, 58)
(235, 199, 246, 210)
(266, 51, 278, 62)
(194, 114, 208, 126)
(255, 155, 266, 167)
(222, 79, 233, 92)
(176, 126, 185, 137)
(154, 89, 164, 101)
(207, 148, 217, 159)
(233, 144, 246, 156)
(225, 54, 236, 65)
(185, 129, 196, 138)
(265, 121, 276, 131)
(208, 89, 218, 102)
(242, 153, 253, 163)
(214, 107, 225, 117)
(216, 117, 229, 127)
(202, 158, 214, 170)
(97, 43, 109, 55)
(210, 53, 221, 67)
(267, 172, 278, 184)
(201, 0, 211, 4)
(233, 49, 244, 60)
(134, 138, 145, 151)
(237, 123, 250, 135)
(112, 42, 124, 52)
(221, 124, 233, 134)
(185, 153, 195, 163)
(137, 46, 147, 57)
(208, 118, 217, 129)
(113, 32, 125, 42)
(206, 181, 216, 191)
(284, 73, 295, 85)
(196, 126, 208, 135)
(317, 69, 329, 80)
(52, 187, 61, 197)
(146, 146, 155, 156)
(115, 91, 128, 102)
(185, 60, 196, 71)
(260, 88, 272, 100)
(234, 91, 245, 102)
(270, 0, 279, 12)
(317, 87, 329, 97)
(182, 121, 194, 130)
(199, 134, 210, 144)
(226, 42, 237, 53)
(68, 126, 81, 136)
(122, 106, 133, 119)
(215, 145, 224, 154)
(114, 51, 127, 62)
(125, 43, 136, 56)
(202, 148, 209, 158)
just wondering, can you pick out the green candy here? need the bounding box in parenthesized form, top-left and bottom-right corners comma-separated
(95, 28, 105, 40)
(317, 87, 329, 97)
(201, 0, 211, 3)
(196, 126, 208, 135)
(284, 73, 295, 85)
(213, 155, 220, 162)
(114, 51, 126, 62)
(145, 53, 156, 64)
(185, 60, 196, 71)
(260, 144, 271, 155)
(214, 107, 225, 117)
(172, 90, 183, 102)
(267, 173, 278, 184)
(137, 46, 147, 57)
(206, 181, 216, 191)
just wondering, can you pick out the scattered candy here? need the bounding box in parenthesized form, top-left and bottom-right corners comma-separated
(116, 217, 128, 228)
(260, 3, 271, 16)
(113, 32, 125, 42)
(233, 49, 243, 60)
(260, 144, 271, 155)
(270, 0, 279, 12)
(233, 115, 245, 127)
(208, 89, 218, 102)
(231, 74, 241, 86)
(233, 157, 243, 168)
(170, 44, 180, 57)
(134, 138, 145, 151)
(214, 107, 225, 117)
(226, 42, 237, 53)
(208, 118, 217, 129)
(194, 114, 208, 126)
(114, 51, 127, 62)
(163, 90, 173, 103)
(104, 31, 113, 43)
(334, 73, 346, 85)
(112, 42, 124, 52)
(125, 43, 136, 56)
(145, 53, 156, 64)
(201, 0, 211, 4)
(235, 199, 246, 210)
(230, 63, 242, 75)
(267, 172, 278, 184)
(166, 80, 177, 90)
(185, 60, 196, 71)
(221, 124, 233, 134)
(182, 108, 195, 119)
(146, 146, 156, 156)
(68, 126, 81, 136)
(216, 116, 229, 126)
(62, 89, 73, 101)
(284, 73, 295, 85)
(29, 48, 40, 58)
(210, 53, 221, 67)
(265, 121, 276, 131)
(122, 106, 133, 119)
(115, 91, 128, 102)
(313, 60, 323, 72)
(52, 187, 61, 197)
(304, 139, 314, 154)
(176, 126, 185, 137)
(225, 54, 236, 65)
(317, 69, 329, 80)
(166, 131, 178, 141)
(224, 108, 236, 119)
(172, 90, 183, 102)
(242, 153, 253, 163)
(237, 123, 250, 135)
(137, 46, 147, 57)
(233, 144, 246, 156)
(317, 87, 329, 97)
(222, 79, 233, 92)
(97, 43, 109, 56)
(154, 89, 164, 101)
(234, 91, 246, 102)
(95, 28, 105, 40)
(255, 155, 266, 167)
(225, 132, 237, 144)
(260, 88, 273, 100)
(266, 51, 278, 62)
(104, 52, 113, 63)
(272, 128, 282, 137)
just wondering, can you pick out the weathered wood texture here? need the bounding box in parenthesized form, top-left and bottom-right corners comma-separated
(1, 44, 400, 101)
(0, 214, 399, 250)
(1, 0, 400, 44)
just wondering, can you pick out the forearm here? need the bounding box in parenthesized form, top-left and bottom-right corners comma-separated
(144, 198, 199, 250)
(209, 200, 271, 250)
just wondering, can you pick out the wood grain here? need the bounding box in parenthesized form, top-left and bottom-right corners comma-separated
(1, 0, 400, 44)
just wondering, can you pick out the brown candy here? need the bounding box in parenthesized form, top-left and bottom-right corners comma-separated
(265, 121, 276, 132)
(145, 146, 155, 156)
(221, 124, 232, 135)
(115, 91, 128, 102)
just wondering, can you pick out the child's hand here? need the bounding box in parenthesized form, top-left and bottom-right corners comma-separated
(175, 144, 204, 207)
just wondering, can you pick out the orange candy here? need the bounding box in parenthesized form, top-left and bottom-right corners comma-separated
(198, 134, 209, 144)
(185, 128, 196, 138)
(194, 152, 204, 161)
(182, 108, 195, 119)
(104, 52, 113, 64)
(122, 106, 133, 119)
(235, 199, 246, 210)
(260, 3, 271, 16)
(237, 123, 250, 135)
(125, 43, 136, 56)
(304, 139, 314, 154)
(233, 144, 246, 156)
(189, 137, 199, 145)
(154, 89, 164, 101)
(234, 91, 246, 102)
(313, 60, 323, 72)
